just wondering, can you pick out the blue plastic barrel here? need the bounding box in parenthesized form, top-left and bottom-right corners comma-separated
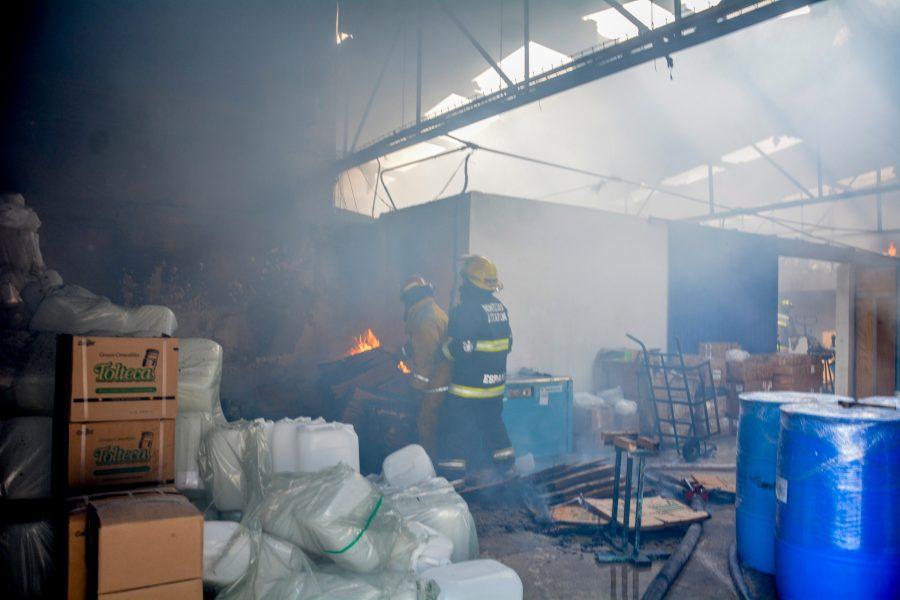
(775, 401, 900, 599)
(735, 392, 848, 573)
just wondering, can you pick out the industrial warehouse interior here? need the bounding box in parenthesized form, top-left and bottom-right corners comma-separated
(1, 1, 899, 598)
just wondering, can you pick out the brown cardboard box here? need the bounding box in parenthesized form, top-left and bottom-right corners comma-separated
(67, 419, 175, 491)
(67, 488, 187, 600)
(68, 489, 202, 598)
(99, 578, 202, 599)
(60, 336, 178, 423)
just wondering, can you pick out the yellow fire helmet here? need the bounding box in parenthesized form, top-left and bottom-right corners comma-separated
(460, 255, 502, 292)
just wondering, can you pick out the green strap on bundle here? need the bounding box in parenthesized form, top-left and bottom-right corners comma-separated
(324, 495, 384, 554)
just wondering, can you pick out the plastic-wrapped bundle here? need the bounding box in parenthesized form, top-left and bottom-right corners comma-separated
(178, 338, 224, 413)
(0, 193, 44, 276)
(123, 305, 178, 337)
(421, 559, 523, 600)
(383, 477, 478, 563)
(305, 566, 420, 600)
(0, 417, 52, 498)
(388, 521, 453, 575)
(215, 528, 317, 599)
(204, 521, 254, 588)
(252, 464, 405, 573)
(382, 444, 436, 490)
(295, 421, 360, 473)
(0, 520, 54, 598)
(736, 392, 848, 573)
(775, 402, 900, 599)
(9, 333, 56, 413)
(201, 421, 248, 511)
(29, 284, 177, 336)
(176, 411, 214, 490)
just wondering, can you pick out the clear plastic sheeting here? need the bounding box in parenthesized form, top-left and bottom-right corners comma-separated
(0, 416, 52, 498)
(178, 338, 224, 414)
(0, 193, 45, 276)
(0, 519, 54, 599)
(388, 521, 453, 575)
(201, 421, 249, 512)
(250, 464, 405, 574)
(420, 559, 523, 600)
(9, 333, 56, 413)
(176, 411, 214, 490)
(204, 521, 253, 588)
(216, 527, 318, 600)
(775, 401, 900, 599)
(29, 284, 177, 336)
(383, 476, 479, 563)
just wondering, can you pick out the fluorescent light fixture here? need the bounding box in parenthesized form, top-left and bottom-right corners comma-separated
(583, 1, 674, 40)
(721, 135, 802, 165)
(779, 6, 810, 19)
(661, 164, 723, 187)
(472, 42, 570, 93)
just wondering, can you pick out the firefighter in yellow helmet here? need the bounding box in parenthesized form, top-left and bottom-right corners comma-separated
(436, 255, 515, 483)
(400, 276, 451, 456)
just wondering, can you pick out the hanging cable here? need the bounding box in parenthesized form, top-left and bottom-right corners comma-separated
(434, 151, 471, 200)
(462, 151, 472, 194)
(444, 134, 709, 207)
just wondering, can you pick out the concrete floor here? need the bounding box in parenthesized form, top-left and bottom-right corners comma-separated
(471, 433, 760, 599)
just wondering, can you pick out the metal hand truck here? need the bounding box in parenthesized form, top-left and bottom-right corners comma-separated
(626, 334, 723, 462)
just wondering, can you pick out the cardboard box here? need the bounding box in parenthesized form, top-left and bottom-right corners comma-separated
(99, 578, 202, 599)
(67, 419, 175, 492)
(59, 336, 178, 423)
(67, 488, 202, 599)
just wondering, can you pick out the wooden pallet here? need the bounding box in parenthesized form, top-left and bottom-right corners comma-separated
(583, 496, 708, 531)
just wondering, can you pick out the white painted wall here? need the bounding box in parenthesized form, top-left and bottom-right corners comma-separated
(467, 192, 668, 393)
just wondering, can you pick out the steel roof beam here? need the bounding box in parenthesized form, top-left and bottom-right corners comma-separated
(338, 0, 825, 171)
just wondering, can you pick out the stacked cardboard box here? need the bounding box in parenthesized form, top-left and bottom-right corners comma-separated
(771, 354, 823, 392)
(54, 336, 202, 598)
(725, 353, 824, 415)
(56, 336, 178, 494)
(67, 488, 202, 599)
(698, 342, 740, 385)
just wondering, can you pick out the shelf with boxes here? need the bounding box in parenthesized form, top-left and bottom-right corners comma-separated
(1, 335, 204, 599)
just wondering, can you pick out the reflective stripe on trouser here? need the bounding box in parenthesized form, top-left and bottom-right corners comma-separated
(492, 446, 515, 462)
(437, 396, 513, 473)
(474, 338, 510, 352)
(436, 459, 466, 472)
(448, 383, 505, 399)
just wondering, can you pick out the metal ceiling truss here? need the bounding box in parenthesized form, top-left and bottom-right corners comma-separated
(338, 0, 824, 171)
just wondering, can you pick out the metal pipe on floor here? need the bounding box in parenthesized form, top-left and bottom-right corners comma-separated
(640, 496, 705, 600)
(728, 542, 752, 600)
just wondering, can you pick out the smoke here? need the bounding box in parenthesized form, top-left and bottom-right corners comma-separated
(337, 1, 900, 254)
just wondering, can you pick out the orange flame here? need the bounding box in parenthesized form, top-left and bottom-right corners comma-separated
(345, 328, 381, 356)
(397, 360, 411, 374)
(888, 241, 897, 257)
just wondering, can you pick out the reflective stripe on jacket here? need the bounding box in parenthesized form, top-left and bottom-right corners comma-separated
(443, 288, 512, 399)
(404, 296, 451, 393)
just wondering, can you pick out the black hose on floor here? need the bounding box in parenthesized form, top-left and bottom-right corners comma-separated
(728, 542, 752, 600)
(640, 521, 703, 600)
